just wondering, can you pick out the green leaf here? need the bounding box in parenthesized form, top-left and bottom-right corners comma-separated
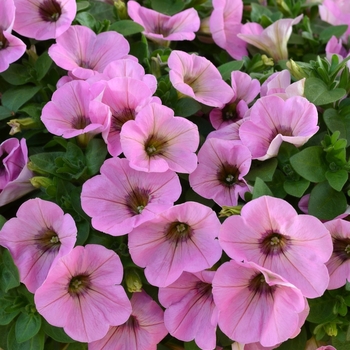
(307, 292, 338, 323)
(325, 169, 348, 191)
(0, 298, 21, 325)
(8, 325, 45, 350)
(0, 64, 30, 85)
(250, 3, 273, 23)
(109, 20, 144, 36)
(77, 1, 90, 12)
(323, 108, 350, 146)
(151, 0, 186, 15)
(0, 106, 13, 120)
(283, 178, 310, 197)
(75, 12, 97, 30)
(1, 86, 41, 112)
(217, 61, 244, 81)
(319, 25, 348, 44)
(184, 340, 201, 350)
(252, 177, 273, 199)
(174, 98, 201, 117)
(85, 139, 108, 176)
(290, 146, 328, 182)
(308, 181, 347, 220)
(0, 215, 6, 230)
(0, 249, 20, 293)
(245, 158, 278, 182)
(276, 327, 307, 350)
(34, 52, 52, 81)
(29, 152, 65, 177)
(304, 77, 346, 105)
(42, 320, 75, 343)
(15, 312, 41, 343)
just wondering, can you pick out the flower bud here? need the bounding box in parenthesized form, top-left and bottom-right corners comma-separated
(125, 268, 143, 293)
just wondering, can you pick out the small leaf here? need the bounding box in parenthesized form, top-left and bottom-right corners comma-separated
(85, 139, 108, 176)
(0, 64, 30, 85)
(8, 325, 45, 350)
(110, 20, 144, 36)
(325, 169, 348, 191)
(245, 158, 278, 182)
(319, 25, 348, 44)
(0, 250, 20, 293)
(323, 108, 350, 146)
(217, 61, 244, 81)
(150, 0, 186, 15)
(1, 86, 41, 112)
(0, 106, 13, 120)
(174, 98, 201, 117)
(42, 320, 75, 343)
(283, 178, 310, 197)
(15, 312, 41, 343)
(252, 177, 273, 199)
(34, 52, 52, 81)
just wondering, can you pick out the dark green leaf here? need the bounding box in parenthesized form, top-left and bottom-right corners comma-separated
(151, 0, 186, 15)
(15, 312, 41, 343)
(323, 108, 350, 146)
(319, 25, 348, 44)
(0, 106, 13, 120)
(325, 169, 348, 191)
(75, 12, 97, 30)
(8, 325, 45, 350)
(85, 139, 107, 176)
(252, 177, 273, 199)
(217, 61, 244, 81)
(29, 152, 65, 177)
(34, 52, 52, 81)
(174, 98, 201, 117)
(0, 298, 20, 325)
(308, 181, 347, 220)
(109, 20, 144, 36)
(290, 146, 328, 182)
(0, 215, 6, 230)
(76, 219, 90, 246)
(283, 178, 310, 197)
(184, 340, 201, 350)
(245, 158, 278, 182)
(77, 1, 90, 12)
(1, 86, 41, 112)
(307, 292, 338, 323)
(0, 249, 20, 293)
(42, 320, 75, 343)
(0, 64, 30, 85)
(276, 327, 307, 349)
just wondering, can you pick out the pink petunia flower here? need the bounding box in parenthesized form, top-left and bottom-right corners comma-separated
(209, 71, 260, 130)
(13, 0, 76, 40)
(0, 0, 26, 73)
(168, 50, 234, 108)
(238, 15, 303, 61)
(239, 95, 319, 160)
(120, 103, 199, 173)
(35, 244, 132, 343)
(158, 270, 218, 350)
(127, 1, 200, 46)
(209, 0, 248, 60)
(81, 157, 182, 236)
(0, 198, 77, 293)
(101, 77, 156, 157)
(128, 202, 222, 287)
(0, 138, 34, 207)
(219, 195, 333, 298)
(324, 219, 350, 289)
(48, 25, 130, 79)
(41, 80, 111, 146)
(189, 138, 251, 206)
(212, 260, 308, 347)
(89, 290, 168, 350)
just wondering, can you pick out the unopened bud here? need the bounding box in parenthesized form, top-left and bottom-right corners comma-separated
(125, 268, 143, 293)
(286, 59, 308, 80)
(324, 322, 338, 337)
(30, 176, 53, 189)
(7, 117, 39, 135)
(114, 0, 128, 20)
(219, 205, 243, 218)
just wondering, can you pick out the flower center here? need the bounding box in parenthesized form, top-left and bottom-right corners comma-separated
(248, 272, 276, 296)
(73, 115, 91, 130)
(333, 237, 350, 262)
(68, 274, 90, 296)
(111, 108, 135, 133)
(34, 229, 61, 253)
(126, 315, 140, 330)
(217, 163, 240, 187)
(259, 231, 290, 256)
(165, 222, 193, 244)
(196, 281, 212, 298)
(0, 31, 9, 50)
(222, 102, 238, 122)
(38, 0, 62, 22)
(125, 187, 150, 215)
(144, 134, 168, 157)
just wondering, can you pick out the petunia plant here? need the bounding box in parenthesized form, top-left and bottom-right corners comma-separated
(2, 0, 350, 349)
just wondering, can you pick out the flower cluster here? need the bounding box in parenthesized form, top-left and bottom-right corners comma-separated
(1, 0, 350, 349)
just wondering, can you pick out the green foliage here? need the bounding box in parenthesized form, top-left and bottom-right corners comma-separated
(0, 249, 20, 293)
(110, 20, 144, 36)
(217, 61, 244, 81)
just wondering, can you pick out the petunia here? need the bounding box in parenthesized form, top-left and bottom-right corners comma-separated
(189, 138, 251, 206)
(324, 219, 350, 290)
(35, 244, 132, 343)
(81, 157, 182, 236)
(127, 1, 200, 46)
(128, 202, 222, 287)
(48, 25, 130, 79)
(0, 0, 26, 73)
(41, 80, 111, 146)
(158, 270, 218, 350)
(238, 15, 303, 61)
(13, 0, 76, 40)
(0, 138, 34, 207)
(89, 290, 168, 350)
(239, 95, 319, 160)
(120, 103, 199, 173)
(209, 0, 248, 60)
(0, 198, 77, 293)
(168, 50, 234, 108)
(212, 260, 308, 347)
(219, 195, 333, 298)
(209, 71, 260, 130)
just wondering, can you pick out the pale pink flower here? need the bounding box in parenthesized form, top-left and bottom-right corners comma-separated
(128, 202, 222, 287)
(0, 198, 76, 293)
(0, 0, 26, 72)
(168, 50, 234, 108)
(207, 119, 245, 142)
(232, 343, 277, 350)
(239, 95, 319, 160)
(101, 77, 156, 157)
(212, 260, 308, 347)
(127, 1, 200, 45)
(13, 0, 76, 40)
(0, 138, 34, 207)
(189, 138, 251, 206)
(219, 195, 332, 298)
(120, 103, 199, 173)
(238, 15, 303, 61)
(210, 71, 260, 130)
(325, 36, 350, 69)
(89, 290, 167, 350)
(81, 157, 181, 236)
(158, 271, 218, 350)
(35, 244, 132, 343)
(209, 0, 248, 60)
(324, 219, 350, 289)
(41, 80, 111, 145)
(48, 25, 130, 79)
